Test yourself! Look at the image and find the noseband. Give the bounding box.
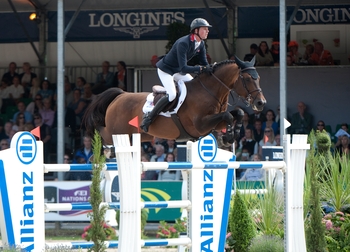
[237,66,262,107]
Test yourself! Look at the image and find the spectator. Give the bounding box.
[309,42,334,65]
[29,77,41,100]
[238,147,251,161]
[37,79,53,101]
[239,128,258,158]
[0,121,13,141]
[33,112,51,163]
[7,76,24,105]
[0,139,9,150]
[334,123,349,147]
[12,112,26,132]
[26,94,43,115]
[164,139,176,153]
[253,119,264,144]
[240,166,265,181]
[262,109,278,135]
[249,110,266,125]
[75,77,86,95]
[255,41,274,66]
[286,55,294,66]
[239,111,253,140]
[316,120,330,137]
[82,83,96,105]
[19,62,37,97]
[2,62,19,84]
[251,153,263,161]
[258,127,277,156]
[275,134,281,146]
[67,88,87,120]
[69,136,93,180]
[243,43,258,62]
[0,79,10,113]
[63,152,73,180]
[114,61,127,91]
[335,135,350,158]
[150,55,160,68]
[93,61,114,94]
[158,153,181,180]
[63,80,74,107]
[290,101,313,134]
[141,154,158,180]
[39,98,55,127]
[270,41,280,65]
[302,44,314,64]
[288,40,302,64]
[13,101,33,123]
[150,144,166,162]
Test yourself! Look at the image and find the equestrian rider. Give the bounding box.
[141,18,213,132]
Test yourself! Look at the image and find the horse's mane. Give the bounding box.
[212,59,236,73]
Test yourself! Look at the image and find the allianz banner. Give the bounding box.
[47,8,227,42]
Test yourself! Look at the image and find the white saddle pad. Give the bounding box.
[142,80,187,117]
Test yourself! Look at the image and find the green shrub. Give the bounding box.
[248,235,284,252]
[305,143,326,252]
[229,190,256,252]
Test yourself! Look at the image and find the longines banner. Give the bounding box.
[0,5,349,43]
[48,8,227,42]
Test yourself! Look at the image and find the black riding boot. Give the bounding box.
[141,95,169,133]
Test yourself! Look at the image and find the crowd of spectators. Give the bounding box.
[0,60,128,181]
[246,39,335,66]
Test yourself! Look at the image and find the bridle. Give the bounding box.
[236,66,262,107]
[198,65,262,110]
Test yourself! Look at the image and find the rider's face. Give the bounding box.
[198,27,209,39]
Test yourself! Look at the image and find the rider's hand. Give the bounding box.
[200,65,213,73]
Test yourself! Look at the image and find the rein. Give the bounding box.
[198,66,262,110]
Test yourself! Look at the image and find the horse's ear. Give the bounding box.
[234,55,245,68]
[250,55,256,66]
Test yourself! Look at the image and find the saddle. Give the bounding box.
[152,83,180,112]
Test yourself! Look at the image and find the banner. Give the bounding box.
[47,8,227,42]
[44,181,183,222]
[238,5,350,38]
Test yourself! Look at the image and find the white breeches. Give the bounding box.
[157,68,193,102]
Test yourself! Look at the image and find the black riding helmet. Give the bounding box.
[190,18,212,33]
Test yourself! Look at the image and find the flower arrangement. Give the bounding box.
[82,222,117,241]
[323,211,350,251]
[156,217,187,239]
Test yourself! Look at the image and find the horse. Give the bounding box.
[83,56,266,145]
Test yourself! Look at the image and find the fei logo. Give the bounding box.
[197,134,217,162]
[16,132,37,165]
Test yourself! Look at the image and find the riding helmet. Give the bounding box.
[190,18,212,32]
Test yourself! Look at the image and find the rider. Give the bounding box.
[140,18,213,133]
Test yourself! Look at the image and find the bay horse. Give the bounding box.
[83,56,266,145]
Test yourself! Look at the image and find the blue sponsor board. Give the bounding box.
[47,8,227,42]
[238,5,350,38]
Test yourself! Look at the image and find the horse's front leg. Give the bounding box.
[193,111,235,143]
[229,107,244,140]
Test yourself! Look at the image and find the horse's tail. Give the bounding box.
[82,88,124,137]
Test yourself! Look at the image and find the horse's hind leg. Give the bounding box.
[99,127,113,145]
